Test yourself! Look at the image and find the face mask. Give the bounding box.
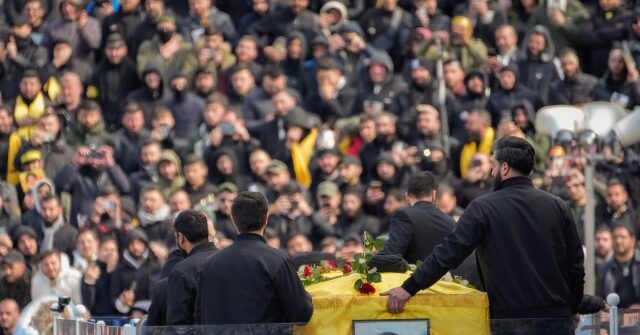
[157,29,175,43]
[171,86,186,99]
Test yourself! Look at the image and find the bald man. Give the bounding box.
[0,299,20,335]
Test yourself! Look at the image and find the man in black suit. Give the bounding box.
[197,192,313,325]
[166,210,217,325]
[371,171,454,267]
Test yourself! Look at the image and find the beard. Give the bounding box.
[493,170,503,186]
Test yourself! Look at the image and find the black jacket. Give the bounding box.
[198,233,313,325]
[93,58,142,128]
[81,261,117,316]
[167,242,217,325]
[549,72,598,105]
[0,272,31,308]
[108,129,150,175]
[401,177,585,319]
[597,248,640,308]
[591,71,640,110]
[372,201,454,265]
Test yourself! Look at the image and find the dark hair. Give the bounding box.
[39,249,60,263]
[78,100,102,114]
[492,136,535,175]
[40,193,60,205]
[183,154,206,168]
[596,225,612,235]
[77,228,99,243]
[205,92,229,106]
[122,102,144,115]
[407,171,438,198]
[263,64,285,79]
[607,178,628,191]
[174,210,209,244]
[231,192,268,233]
[612,223,635,238]
[386,188,405,202]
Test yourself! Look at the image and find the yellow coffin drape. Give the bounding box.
[296,273,490,335]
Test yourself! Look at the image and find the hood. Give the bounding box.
[320,1,348,32]
[211,147,241,177]
[141,61,165,92]
[287,31,308,63]
[10,225,38,246]
[367,51,394,84]
[30,179,56,215]
[522,25,555,62]
[464,69,489,97]
[510,100,536,131]
[158,149,183,176]
[126,228,150,246]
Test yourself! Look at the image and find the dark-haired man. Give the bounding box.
[167,210,217,325]
[383,136,584,332]
[198,192,313,325]
[370,171,455,269]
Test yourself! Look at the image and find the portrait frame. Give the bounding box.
[352,319,430,335]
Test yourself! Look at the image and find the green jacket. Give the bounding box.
[422,38,488,72]
[528,0,590,54]
[137,36,199,82]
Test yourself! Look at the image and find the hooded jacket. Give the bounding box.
[31,259,83,304]
[353,51,406,115]
[155,149,186,200]
[281,31,308,94]
[488,65,544,127]
[510,101,551,173]
[205,148,249,190]
[516,25,561,104]
[458,70,490,116]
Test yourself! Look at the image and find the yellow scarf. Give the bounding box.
[460,127,495,177]
[291,128,318,188]
[43,76,61,102]
[14,92,46,125]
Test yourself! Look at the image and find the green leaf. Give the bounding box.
[416,260,423,268]
[368,272,382,283]
[354,278,364,290]
[374,236,389,250]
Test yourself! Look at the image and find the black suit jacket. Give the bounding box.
[377,201,455,265]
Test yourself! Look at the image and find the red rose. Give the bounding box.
[342,263,352,274]
[359,282,376,295]
[303,265,312,277]
[328,260,337,268]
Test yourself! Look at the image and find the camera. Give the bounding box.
[219,123,235,136]
[86,144,104,159]
[50,296,71,313]
[290,200,299,210]
[470,159,483,168]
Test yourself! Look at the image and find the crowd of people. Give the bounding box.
[0,0,639,331]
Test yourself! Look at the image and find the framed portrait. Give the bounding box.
[352,319,430,335]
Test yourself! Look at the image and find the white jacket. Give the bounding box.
[31,267,83,305]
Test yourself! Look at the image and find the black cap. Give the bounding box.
[106,33,126,49]
[1,249,25,264]
[11,15,30,26]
